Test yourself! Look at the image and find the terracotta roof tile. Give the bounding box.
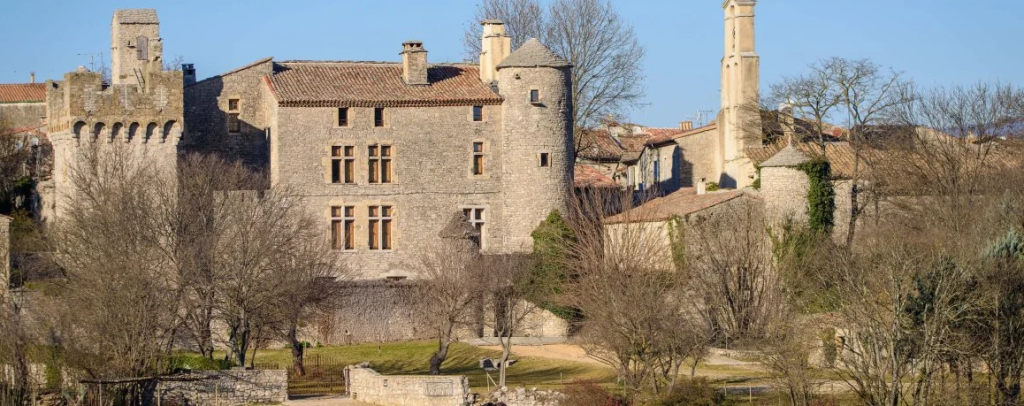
[268,62,502,107]
[747,141,859,178]
[605,188,754,224]
[575,164,619,189]
[0,84,46,103]
[645,123,717,146]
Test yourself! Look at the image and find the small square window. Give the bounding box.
[472,106,484,122]
[338,108,349,127]
[228,99,240,112]
[539,152,550,167]
[530,90,540,104]
[374,108,386,127]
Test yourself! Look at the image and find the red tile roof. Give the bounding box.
[267,62,502,107]
[0,84,46,103]
[605,188,754,224]
[574,164,619,189]
[747,141,859,179]
[646,123,717,146]
[577,129,651,162]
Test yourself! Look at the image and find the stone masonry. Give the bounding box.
[346,366,471,406]
[0,215,9,302]
[156,369,288,405]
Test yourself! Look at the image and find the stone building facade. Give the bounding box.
[43,11,573,280]
[0,82,46,130]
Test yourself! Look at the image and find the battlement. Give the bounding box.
[46,68,183,145]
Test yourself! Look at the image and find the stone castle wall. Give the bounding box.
[760,166,809,223]
[156,369,287,405]
[183,59,273,169]
[347,366,471,406]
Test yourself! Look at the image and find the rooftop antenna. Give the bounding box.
[76,52,104,72]
[689,109,714,127]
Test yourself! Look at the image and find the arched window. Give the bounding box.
[110,123,123,143]
[72,121,87,138]
[145,123,158,142]
[128,122,140,142]
[137,36,149,60]
[162,120,181,141]
[93,123,105,140]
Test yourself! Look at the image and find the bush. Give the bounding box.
[562,380,629,406]
[649,378,725,406]
[166,355,233,372]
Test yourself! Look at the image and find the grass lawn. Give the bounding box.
[206,340,614,395]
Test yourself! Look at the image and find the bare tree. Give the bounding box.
[0,121,33,214]
[481,253,538,387]
[416,213,483,375]
[769,63,840,152]
[463,0,646,159]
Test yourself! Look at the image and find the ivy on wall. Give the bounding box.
[796,159,835,234]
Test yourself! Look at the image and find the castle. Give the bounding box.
[42,10,574,279]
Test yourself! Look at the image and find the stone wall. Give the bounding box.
[489,387,564,406]
[675,127,720,188]
[346,366,471,406]
[183,58,273,169]
[0,103,45,129]
[0,215,9,301]
[760,166,809,223]
[156,369,287,405]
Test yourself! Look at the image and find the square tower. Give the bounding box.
[111,9,162,86]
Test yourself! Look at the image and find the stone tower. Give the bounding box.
[496,38,574,252]
[111,9,164,87]
[718,0,761,188]
[47,9,183,219]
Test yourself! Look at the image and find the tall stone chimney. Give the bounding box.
[182,63,196,86]
[401,41,429,86]
[680,121,693,131]
[479,20,511,83]
[30,72,35,84]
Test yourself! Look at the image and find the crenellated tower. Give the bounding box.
[46,9,183,220]
[496,38,574,252]
[718,0,761,188]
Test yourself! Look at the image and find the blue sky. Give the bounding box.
[2,0,1019,128]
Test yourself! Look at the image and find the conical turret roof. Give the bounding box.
[497,38,572,69]
[759,144,811,167]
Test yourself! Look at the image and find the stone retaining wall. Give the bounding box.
[487,387,563,406]
[346,366,471,406]
[156,369,287,405]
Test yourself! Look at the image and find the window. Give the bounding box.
[653,160,660,182]
[472,106,484,122]
[227,98,241,133]
[374,107,386,127]
[462,208,485,246]
[331,146,355,184]
[330,206,355,250]
[472,142,485,175]
[369,205,393,250]
[529,89,540,103]
[539,152,550,167]
[338,108,349,127]
[368,145,393,184]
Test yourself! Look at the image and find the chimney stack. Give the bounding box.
[29,72,35,84]
[479,20,511,83]
[697,178,707,195]
[401,41,429,86]
[182,63,196,86]
[778,103,795,145]
[679,121,693,131]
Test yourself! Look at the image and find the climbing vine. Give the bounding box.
[666,215,687,273]
[796,159,835,234]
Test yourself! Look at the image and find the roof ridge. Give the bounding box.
[187,57,273,88]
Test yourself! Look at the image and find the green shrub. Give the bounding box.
[562,380,629,406]
[43,362,62,391]
[795,159,835,234]
[649,378,725,406]
[705,182,720,192]
[167,355,233,372]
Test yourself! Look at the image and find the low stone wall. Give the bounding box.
[487,387,564,406]
[156,369,287,405]
[346,366,471,406]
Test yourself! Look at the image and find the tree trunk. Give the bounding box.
[289,324,306,377]
[429,336,451,375]
[499,337,512,387]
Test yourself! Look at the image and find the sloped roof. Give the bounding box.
[114,9,158,24]
[188,57,273,88]
[497,38,572,69]
[759,144,811,167]
[605,188,754,224]
[646,123,718,146]
[747,141,859,178]
[267,62,502,107]
[575,164,619,189]
[0,83,46,103]
[577,129,651,162]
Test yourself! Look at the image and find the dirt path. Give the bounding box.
[479,343,606,366]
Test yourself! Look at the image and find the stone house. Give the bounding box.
[0,81,46,130]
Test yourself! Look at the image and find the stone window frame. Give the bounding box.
[337,107,350,127]
[368,204,395,251]
[329,205,357,252]
[461,205,487,248]
[471,105,485,122]
[539,152,551,168]
[226,97,242,134]
[373,107,387,128]
[367,143,395,184]
[469,140,490,179]
[328,144,357,185]
[529,89,541,105]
